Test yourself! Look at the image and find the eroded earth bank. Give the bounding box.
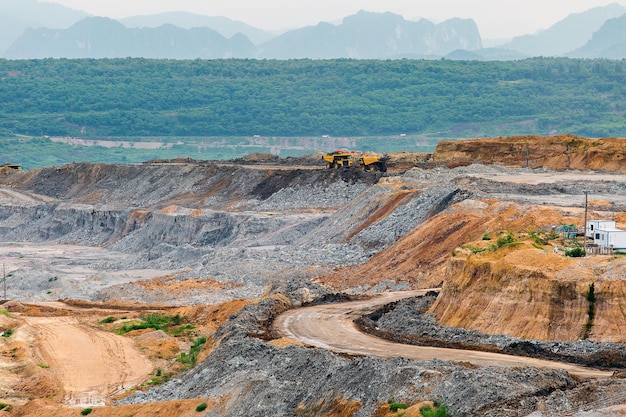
[1,135,626,416]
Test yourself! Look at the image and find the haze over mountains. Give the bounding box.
[2,0,625,60]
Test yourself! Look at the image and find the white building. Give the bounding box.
[587,220,626,250]
[586,220,617,239]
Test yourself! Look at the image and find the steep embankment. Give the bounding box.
[321,190,626,343]
[432,242,626,343]
[433,135,626,171]
[318,199,580,290]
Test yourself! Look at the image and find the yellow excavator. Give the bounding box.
[322,150,389,172]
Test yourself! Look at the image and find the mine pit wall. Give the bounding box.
[0,203,317,253]
[433,135,626,171]
[432,254,626,343]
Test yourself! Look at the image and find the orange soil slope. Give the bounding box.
[433,135,626,171]
[317,200,581,290]
[319,199,626,342]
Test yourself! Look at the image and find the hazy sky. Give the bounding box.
[42,0,625,39]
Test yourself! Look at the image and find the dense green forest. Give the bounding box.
[0,57,625,168]
[1,57,625,138]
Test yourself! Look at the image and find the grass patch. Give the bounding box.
[420,403,450,417]
[0,402,13,411]
[496,231,515,248]
[178,337,207,369]
[37,363,49,368]
[146,368,170,386]
[117,313,189,335]
[0,309,11,318]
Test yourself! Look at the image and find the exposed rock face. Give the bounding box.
[432,247,626,343]
[433,135,626,171]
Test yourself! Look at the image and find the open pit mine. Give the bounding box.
[1,135,626,417]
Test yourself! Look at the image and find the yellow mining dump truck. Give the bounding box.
[322,150,389,172]
[322,150,356,168]
[0,163,22,171]
[358,155,389,172]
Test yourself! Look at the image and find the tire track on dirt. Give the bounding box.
[21,316,153,406]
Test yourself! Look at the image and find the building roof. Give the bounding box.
[595,227,626,233]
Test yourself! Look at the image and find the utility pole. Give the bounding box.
[3,263,5,301]
[583,190,590,254]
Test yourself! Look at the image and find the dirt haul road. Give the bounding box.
[17,315,153,406]
[274,290,613,379]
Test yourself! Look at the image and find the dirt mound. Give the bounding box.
[2,300,25,312]
[433,135,626,171]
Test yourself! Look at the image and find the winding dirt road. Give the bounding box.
[274,289,612,378]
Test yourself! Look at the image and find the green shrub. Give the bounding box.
[0,309,10,317]
[80,408,93,415]
[196,402,208,412]
[0,402,13,411]
[565,247,586,257]
[482,233,491,240]
[496,232,515,248]
[1,329,13,338]
[389,403,408,412]
[99,316,116,324]
[178,336,208,368]
[421,404,450,417]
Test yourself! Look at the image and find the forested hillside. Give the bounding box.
[1,58,625,139]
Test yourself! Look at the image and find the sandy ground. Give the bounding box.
[274,290,613,379]
[468,170,626,185]
[13,314,153,406]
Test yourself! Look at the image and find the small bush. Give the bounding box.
[99,316,116,324]
[565,247,586,257]
[80,408,93,415]
[1,329,13,338]
[196,402,208,412]
[0,402,13,411]
[482,233,491,240]
[0,309,11,317]
[37,363,49,368]
[389,403,408,412]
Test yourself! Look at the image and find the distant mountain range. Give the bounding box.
[2,1,625,60]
